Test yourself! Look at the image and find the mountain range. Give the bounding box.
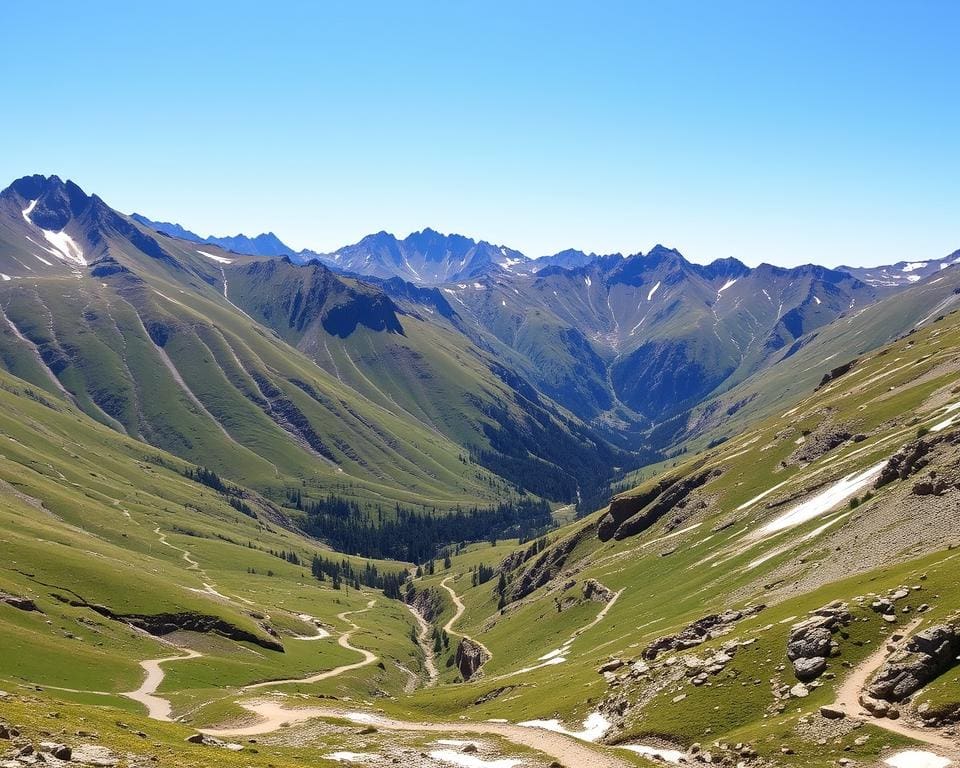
[3,173,960,768]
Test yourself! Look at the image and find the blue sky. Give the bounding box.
[2,1,957,266]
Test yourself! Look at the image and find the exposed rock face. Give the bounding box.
[0,593,40,612]
[598,465,722,542]
[789,424,853,464]
[786,602,851,681]
[406,586,443,622]
[865,623,959,705]
[583,579,614,603]
[643,605,765,660]
[876,438,936,487]
[816,359,857,390]
[78,603,285,652]
[454,637,490,681]
[506,527,589,602]
[874,431,960,498]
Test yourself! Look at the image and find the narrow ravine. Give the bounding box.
[407,603,439,687]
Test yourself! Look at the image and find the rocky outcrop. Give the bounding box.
[864,623,959,706]
[406,586,443,623]
[875,430,960,489]
[876,438,936,488]
[816,359,857,390]
[454,637,490,681]
[786,602,851,681]
[643,605,765,660]
[507,528,587,602]
[583,579,614,603]
[789,424,855,465]
[599,465,722,543]
[0,593,40,612]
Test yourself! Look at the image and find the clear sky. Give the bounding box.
[2,1,957,266]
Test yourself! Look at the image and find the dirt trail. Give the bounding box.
[406,604,439,688]
[832,618,959,753]
[244,600,377,690]
[122,649,203,721]
[440,576,492,659]
[153,526,204,574]
[202,701,632,768]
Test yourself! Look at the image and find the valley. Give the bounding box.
[0,174,958,768]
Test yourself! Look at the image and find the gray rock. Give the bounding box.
[793,656,828,681]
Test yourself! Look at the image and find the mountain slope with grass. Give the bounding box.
[0,175,622,519]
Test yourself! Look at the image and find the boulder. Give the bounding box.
[793,656,828,681]
[866,623,959,703]
[787,627,833,661]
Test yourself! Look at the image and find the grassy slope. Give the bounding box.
[377,306,960,766]
[0,368,421,722]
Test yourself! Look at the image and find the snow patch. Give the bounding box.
[511,655,567,675]
[716,279,737,299]
[620,744,685,764]
[736,479,791,511]
[584,276,592,287]
[518,711,611,742]
[429,750,521,768]
[884,751,952,768]
[901,262,928,272]
[22,201,87,266]
[0,274,9,281]
[647,280,661,300]
[197,249,233,264]
[324,753,381,763]
[930,400,960,433]
[813,295,821,305]
[757,463,885,535]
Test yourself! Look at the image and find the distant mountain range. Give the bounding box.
[130,213,297,258]
[131,211,956,293]
[3,173,959,518]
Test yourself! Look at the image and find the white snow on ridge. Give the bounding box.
[884,750,952,768]
[22,201,87,266]
[518,711,611,743]
[758,462,886,535]
[197,249,233,264]
[647,280,661,300]
[901,262,928,272]
[716,278,737,299]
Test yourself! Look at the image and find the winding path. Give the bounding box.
[153,526,203,574]
[440,576,492,659]
[831,618,959,754]
[243,600,378,690]
[201,702,632,768]
[122,649,203,721]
